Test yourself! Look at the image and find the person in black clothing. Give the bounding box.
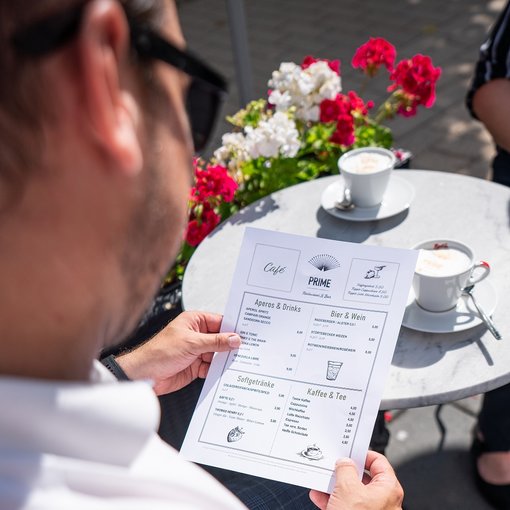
[467,0,510,186]
[467,2,510,507]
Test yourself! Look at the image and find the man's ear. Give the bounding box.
[75,0,143,176]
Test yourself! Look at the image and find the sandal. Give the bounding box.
[471,437,510,509]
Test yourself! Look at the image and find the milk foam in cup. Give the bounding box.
[338,147,396,207]
[415,247,472,277]
[412,240,490,312]
[341,151,393,174]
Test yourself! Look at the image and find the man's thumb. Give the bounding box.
[334,458,360,486]
[199,332,241,353]
[225,333,242,349]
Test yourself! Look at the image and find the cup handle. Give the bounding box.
[469,261,490,285]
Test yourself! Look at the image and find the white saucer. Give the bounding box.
[402,279,498,333]
[321,175,415,222]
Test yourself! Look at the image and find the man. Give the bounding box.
[0,1,404,509]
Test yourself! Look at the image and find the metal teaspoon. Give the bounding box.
[463,284,502,340]
[334,188,355,211]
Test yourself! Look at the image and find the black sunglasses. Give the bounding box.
[11,1,228,152]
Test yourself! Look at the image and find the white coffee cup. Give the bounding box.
[337,147,396,208]
[412,239,490,312]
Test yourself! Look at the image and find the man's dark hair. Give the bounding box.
[0,0,162,179]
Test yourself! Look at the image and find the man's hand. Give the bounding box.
[309,451,404,510]
[115,311,241,395]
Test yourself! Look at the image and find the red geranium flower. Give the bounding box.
[330,114,355,147]
[352,38,396,77]
[346,90,374,116]
[192,163,238,202]
[388,54,441,116]
[185,207,221,247]
[320,91,373,124]
[301,55,341,75]
[185,219,207,247]
[319,97,343,123]
[396,99,419,118]
[186,160,238,247]
[319,91,372,147]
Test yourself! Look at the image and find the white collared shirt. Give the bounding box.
[0,362,246,510]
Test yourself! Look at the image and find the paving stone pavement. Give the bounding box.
[178,1,505,508]
[179,0,505,180]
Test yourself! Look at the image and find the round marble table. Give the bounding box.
[182,170,510,410]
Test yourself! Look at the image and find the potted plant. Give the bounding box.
[123,37,441,345]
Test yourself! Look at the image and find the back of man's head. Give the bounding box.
[0,0,162,181]
[0,0,193,380]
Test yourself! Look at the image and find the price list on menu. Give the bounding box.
[181,228,417,493]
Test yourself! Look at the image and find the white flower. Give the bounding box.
[212,113,300,172]
[267,60,341,121]
[296,72,315,96]
[270,62,301,91]
[267,90,292,111]
[214,58,341,169]
[300,105,320,122]
[214,132,250,172]
[245,112,300,159]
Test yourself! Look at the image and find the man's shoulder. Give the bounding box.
[0,438,246,510]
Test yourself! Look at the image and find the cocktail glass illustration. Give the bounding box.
[326,361,343,381]
[365,265,386,279]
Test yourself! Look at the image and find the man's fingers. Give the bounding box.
[310,460,359,510]
[309,489,328,510]
[174,310,224,334]
[199,311,224,333]
[365,450,396,480]
[362,471,372,484]
[364,451,404,504]
[198,361,209,379]
[201,352,214,363]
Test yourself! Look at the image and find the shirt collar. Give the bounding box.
[0,362,160,466]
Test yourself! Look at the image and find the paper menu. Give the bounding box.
[181,227,417,493]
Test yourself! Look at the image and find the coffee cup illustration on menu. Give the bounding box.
[300,444,324,461]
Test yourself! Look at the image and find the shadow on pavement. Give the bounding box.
[394,448,492,510]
